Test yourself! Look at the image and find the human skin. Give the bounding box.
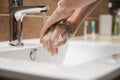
[40,0,102,55]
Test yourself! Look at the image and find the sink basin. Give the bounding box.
[0,43,68,65]
[0,39,120,66]
[0,38,120,80]
[63,41,120,66]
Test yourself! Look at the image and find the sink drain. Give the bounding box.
[30,48,38,61]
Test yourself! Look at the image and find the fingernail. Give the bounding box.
[54,48,57,54]
[40,40,42,43]
[53,48,58,55]
[40,39,42,43]
[50,53,54,56]
[48,50,54,56]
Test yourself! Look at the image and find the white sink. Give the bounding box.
[0,43,68,65]
[0,39,120,66]
[0,38,120,80]
[63,41,120,66]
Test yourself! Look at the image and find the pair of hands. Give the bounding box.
[40,21,73,55]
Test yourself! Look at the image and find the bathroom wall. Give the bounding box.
[0,0,108,41]
[0,0,10,14]
[0,15,9,41]
[0,0,10,41]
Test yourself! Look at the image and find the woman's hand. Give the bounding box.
[41,21,73,55]
[40,0,102,55]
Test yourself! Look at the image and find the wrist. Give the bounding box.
[59,20,75,34]
[56,2,73,17]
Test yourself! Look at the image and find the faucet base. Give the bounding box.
[9,40,24,46]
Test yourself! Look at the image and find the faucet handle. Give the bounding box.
[36,5,47,8]
[40,10,48,12]
[37,5,50,12]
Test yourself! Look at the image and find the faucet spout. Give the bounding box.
[9,5,48,46]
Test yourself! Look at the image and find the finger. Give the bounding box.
[44,37,54,55]
[43,28,57,55]
[42,35,48,49]
[47,41,59,55]
[48,35,59,55]
[41,25,60,55]
[46,29,57,54]
[55,48,58,54]
[44,32,53,53]
[52,48,58,55]
[42,30,51,48]
[40,27,49,43]
[50,26,62,55]
[51,24,64,42]
[54,34,67,48]
[49,48,58,55]
[51,30,61,43]
[47,39,53,54]
[40,25,55,43]
[40,22,52,41]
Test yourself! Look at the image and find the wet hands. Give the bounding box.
[40,21,73,55]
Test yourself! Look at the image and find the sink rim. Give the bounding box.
[0,55,120,80]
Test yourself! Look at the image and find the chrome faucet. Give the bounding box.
[9,5,48,46]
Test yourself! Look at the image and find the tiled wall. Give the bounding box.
[0,0,108,41]
[0,14,9,41]
[0,0,10,14]
[23,15,43,39]
[0,0,10,41]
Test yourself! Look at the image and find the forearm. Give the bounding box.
[45,9,72,28]
[67,8,82,28]
[64,7,88,35]
[44,0,98,29]
[66,0,102,33]
[58,0,97,12]
[50,0,100,30]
